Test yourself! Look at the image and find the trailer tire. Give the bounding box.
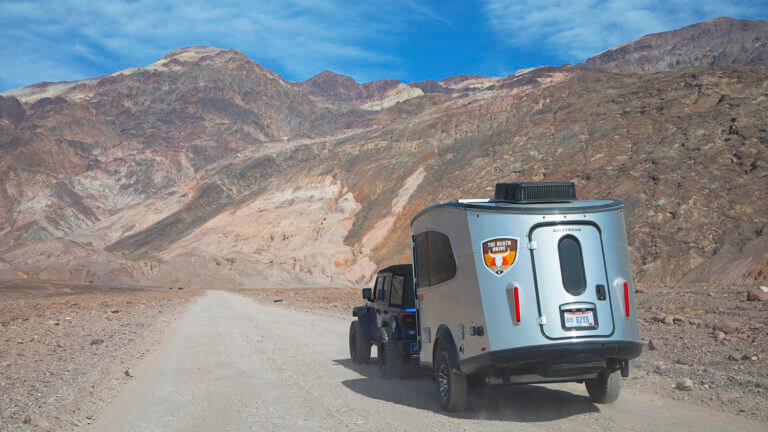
[585,369,621,403]
[378,327,405,379]
[349,321,371,364]
[436,350,467,411]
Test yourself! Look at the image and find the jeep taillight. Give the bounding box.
[402,312,416,328]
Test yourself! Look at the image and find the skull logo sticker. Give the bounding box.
[482,237,518,276]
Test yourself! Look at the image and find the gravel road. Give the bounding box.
[91,291,765,432]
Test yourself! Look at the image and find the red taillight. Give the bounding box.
[623,281,630,317]
[514,286,521,323]
[402,312,416,328]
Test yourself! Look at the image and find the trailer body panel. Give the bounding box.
[413,199,641,376]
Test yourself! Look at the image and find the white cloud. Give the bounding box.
[0,0,448,91]
[483,0,767,62]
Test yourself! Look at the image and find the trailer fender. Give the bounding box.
[434,325,460,371]
[352,306,376,340]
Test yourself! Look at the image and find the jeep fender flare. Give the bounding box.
[352,306,374,340]
[434,325,460,371]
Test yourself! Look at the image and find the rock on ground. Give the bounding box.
[23,413,51,431]
[747,288,768,301]
[713,320,741,334]
[676,379,694,391]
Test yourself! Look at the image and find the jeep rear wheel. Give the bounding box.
[349,321,371,364]
[585,369,621,403]
[378,327,405,379]
[435,350,467,411]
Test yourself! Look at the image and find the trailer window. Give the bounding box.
[414,231,456,288]
[558,235,587,295]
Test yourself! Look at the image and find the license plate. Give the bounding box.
[564,310,595,328]
[410,343,418,354]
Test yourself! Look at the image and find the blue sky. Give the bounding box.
[1,0,766,91]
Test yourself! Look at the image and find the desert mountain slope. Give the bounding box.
[0,19,767,289]
[63,66,768,288]
[585,17,768,72]
[0,47,375,242]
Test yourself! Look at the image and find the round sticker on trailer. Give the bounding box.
[482,237,518,276]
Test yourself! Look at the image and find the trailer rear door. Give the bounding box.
[530,223,614,339]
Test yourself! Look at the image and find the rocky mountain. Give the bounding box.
[0,19,766,290]
[295,70,400,104]
[585,17,768,72]
[0,46,375,240]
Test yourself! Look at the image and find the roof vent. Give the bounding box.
[494,182,576,203]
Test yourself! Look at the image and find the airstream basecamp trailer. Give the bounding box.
[411,182,642,411]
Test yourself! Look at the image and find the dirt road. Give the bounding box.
[91,291,765,431]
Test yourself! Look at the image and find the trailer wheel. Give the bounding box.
[585,369,622,403]
[378,327,405,379]
[435,350,467,411]
[349,321,371,364]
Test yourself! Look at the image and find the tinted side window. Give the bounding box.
[402,274,415,308]
[558,235,587,295]
[429,231,456,286]
[378,275,389,301]
[414,231,457,288]
[390,275,404,306]
[373,276,383,301]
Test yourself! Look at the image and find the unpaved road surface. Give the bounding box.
[92,291,765,431]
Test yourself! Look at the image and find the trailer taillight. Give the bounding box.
[514,287,521,323]
[402,312,416,328]
[623,281,630,317]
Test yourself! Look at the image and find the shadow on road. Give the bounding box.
[333,358,600,422]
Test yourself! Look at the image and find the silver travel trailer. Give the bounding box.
[411,182,642,411]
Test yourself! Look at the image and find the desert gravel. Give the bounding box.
[0,283,199,431]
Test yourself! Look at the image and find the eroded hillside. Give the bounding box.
[1,21,766,289]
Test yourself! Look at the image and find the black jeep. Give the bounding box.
[349,264,418,378]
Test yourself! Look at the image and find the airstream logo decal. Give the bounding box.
[482,237,518,276]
